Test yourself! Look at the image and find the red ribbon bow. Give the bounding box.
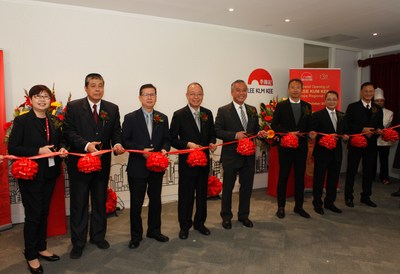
[187,150,208,167]
[318,135,337,150]
[280,134,299,149]
[350,135,368,148]
[77,155,102,173]
[11,158,39,180]
[146,152,169,172]
[236,138,256,156]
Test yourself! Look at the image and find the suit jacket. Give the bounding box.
[310,108,347,161]
[8,110,64,180]
[345,100,383,148]
[271,99,312,152]
[170,105,216,176]
[122,108,170,178]
[215,102,259,168]
[63,97,122,177]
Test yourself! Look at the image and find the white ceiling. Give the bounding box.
[36,0,400,50]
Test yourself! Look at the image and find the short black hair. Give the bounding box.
[288,78,303,88]
[139,83,157,96]
[85,73,104,87]
[231,80,246,90]
[325,90,339,99]
[28,85,52,98]
[360,82,374,90]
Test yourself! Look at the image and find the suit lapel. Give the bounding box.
[230,102,245,131]
[323,108,336,132]
[185,106,200,134]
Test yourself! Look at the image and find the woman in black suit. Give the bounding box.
[8,85,67,274]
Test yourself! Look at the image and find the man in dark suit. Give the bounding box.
[215,80,266,229]
[345,82,383,207]
[63,73,125,259]
[271,78,312,219]
[310,91,348,215]
[170,82,217,240]
[122,83,170,249]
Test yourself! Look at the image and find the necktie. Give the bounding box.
[239,105,247,130]
[93,104,98,124]
[366,104,370,109]
[147,113,152,138]
[194,111,201,132]
[331,111,337,131]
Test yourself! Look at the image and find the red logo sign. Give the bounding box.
[248,68,273,86]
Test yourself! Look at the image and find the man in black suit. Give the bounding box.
[271,78,312,219]
[170,82,217,240]
[345,82,383,208]
[122,84,170,249]
[215,80,266,229]
[310,91,348,215]
[63,73,125,259]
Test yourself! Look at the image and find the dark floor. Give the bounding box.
[0,176,399,274]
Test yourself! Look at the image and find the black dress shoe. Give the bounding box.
[294,207,311,218]
[147,233,169,242]
[238,218,254,228]
[313,207,325,215]
[179,229,189,239]
[391,190,400,197]
[90,239,110,249]
[276,207,285,219]
[128,239,140,249]
[194,225,211,235]
[360,198,377,207]
[222,220,232,229]
[38,253,60,261]
[324,203,342,213]
[27,261,43,274]
[70,246,83,259]
[345,199,354,208]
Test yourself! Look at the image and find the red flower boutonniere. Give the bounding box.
[153,113,164,124]
[247,106,257,118]
[199,111,208,122]
[100,110,109,121]
[371,106,378,113]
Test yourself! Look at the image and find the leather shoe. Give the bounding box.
[38,253,60,262]
[324,203,342,213]
[69,246,83,259]
[313,207,325,215]
[147,233,169,242]
[27,261,43,274]
[179,229,189,239]
[276,207,285,219]
[294,207,311,218]
[90,239,110,249]
[238,218,254,228]
[128,239,140,249]
[194,225,211,235]
[222,220,232,229]
[345,199,354,208]
[360,198,377,207]
[391,190,400,197]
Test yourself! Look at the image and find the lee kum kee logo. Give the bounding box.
[247,68,274,94]
[301,72,313,82]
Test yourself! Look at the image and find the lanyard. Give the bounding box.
[45,117,50,143]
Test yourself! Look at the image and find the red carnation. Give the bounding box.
[264,116,272,122]
[281,134,299,149]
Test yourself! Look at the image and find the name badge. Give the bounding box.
[48,157,55,167]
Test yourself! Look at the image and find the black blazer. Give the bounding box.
[63,98,122,177]
[271,99,312,152]
[170,105,216,176]
[215,102,259,168]
[310,108,347,161]
[8,110,64,180]
[122,108,170,178]
[345,100,383,147]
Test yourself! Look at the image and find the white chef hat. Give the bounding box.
[374,87,385,100]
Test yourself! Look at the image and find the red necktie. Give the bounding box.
[93,104,99,124]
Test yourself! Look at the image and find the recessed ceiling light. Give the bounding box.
[285,19,290,22]
[372,32,378,36]
[228,8,234,12]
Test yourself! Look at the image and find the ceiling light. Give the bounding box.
[228,8,234,12]
[285,19,290,22]
[372,32,378,36]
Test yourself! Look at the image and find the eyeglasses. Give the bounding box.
[188,93,204,97]
[33,95,51,100]
[141,93,156,97]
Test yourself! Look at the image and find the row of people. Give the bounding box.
[6,74,398,273]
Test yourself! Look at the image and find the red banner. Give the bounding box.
[0,50,12,230]
[290,68,341,190]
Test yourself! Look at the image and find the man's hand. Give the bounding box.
[236,131,247,140]
[87,141,102,153]
[209,143,217,153]
[39,145,55,155]
[309,131,317,140]
[187,142,202,149]
[143,148,154,159]
[114,144,125,155]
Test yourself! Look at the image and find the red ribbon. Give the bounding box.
[186,150,208,167]
[318,135,337,150]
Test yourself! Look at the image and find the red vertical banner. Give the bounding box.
[0,50,12,230]
[289,69,341,189]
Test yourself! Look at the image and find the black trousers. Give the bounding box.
[312,158,341,207]
[345,145,377,201]
[220,159,254,221]
[178,171,208,230]
[277,149,307,208]
[128,173,164,241]
[19,178,56,260]
[372,146,390,181]
[69,172,108,248]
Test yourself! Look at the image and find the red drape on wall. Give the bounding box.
[0,50,12,231]
[358,54,400,123]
